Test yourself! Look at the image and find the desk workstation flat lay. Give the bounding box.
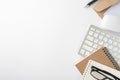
[0,0,98,80]
[0,0,120,80]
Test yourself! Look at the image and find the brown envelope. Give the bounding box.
[93,0,118,18]
[75,47,119,74]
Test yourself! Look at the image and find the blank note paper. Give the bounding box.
[104,1,120,17]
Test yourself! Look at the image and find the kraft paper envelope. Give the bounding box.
[75,47,119,74]
[93,0,118,18]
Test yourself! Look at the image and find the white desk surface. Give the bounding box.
[0,0,101,80]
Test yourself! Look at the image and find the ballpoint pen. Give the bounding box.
[85,0,98,8]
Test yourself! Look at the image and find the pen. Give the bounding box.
[85,0,98,8]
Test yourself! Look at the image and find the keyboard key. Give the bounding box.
[84,40,93,46]
[93,44,98,49]
[98,35,103,40]
[103,43,108,47]
[118,50,120,53]
[111,36,116,40]
[108,39,113,44]
[113,47,118,52]
[94,39,99,43]
[117,60,120,64]
[85,51,90,56]
[106,34,110,38]
[118,43,120,48]
[101,32,105,36]
[80,49,85,55]
[117,55,120,59]
[99,40,104,45]
[103,37,108,42]
[118,39,120,42]
[87,35,94,41]
[90,27,95,31]
[83,45,93,52]
[113,42,117,46]
[89,31,94,35]
[108,45,113,50]
[94,33,98,38]
[113,53,118,57]
[96,30,100,33]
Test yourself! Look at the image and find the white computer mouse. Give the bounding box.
[101,15,120,32]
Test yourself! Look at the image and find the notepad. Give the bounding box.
[83,60,120,80]
[76,47,119,74]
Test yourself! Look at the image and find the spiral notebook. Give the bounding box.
[75,47,119,74]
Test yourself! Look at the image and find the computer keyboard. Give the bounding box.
[79,25,120,66]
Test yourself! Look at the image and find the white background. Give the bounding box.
[0,0,101,80]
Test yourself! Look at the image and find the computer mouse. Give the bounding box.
[101,15,120,32]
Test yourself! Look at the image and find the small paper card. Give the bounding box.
[83,60,120,80]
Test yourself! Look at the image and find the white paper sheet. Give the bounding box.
[83,60,120,80]
[100,15,120,32]
[104,0,120,16]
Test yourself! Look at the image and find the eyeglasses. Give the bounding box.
[90,66,120,80]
